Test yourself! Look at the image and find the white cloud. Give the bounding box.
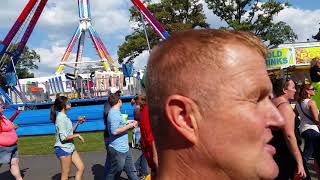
[0,0,135,76]
[32,45,95,77]
[201,1,227,28]
[3,1,320,77]
[0,1,26,28]
[39,3,77,28]
[37,0,132,34]
[37,0,132,43]
[32,46,65,77]
[202,2,320,43]
[133,50,150,69]
[274,7,320,41]
[94,11,131,34]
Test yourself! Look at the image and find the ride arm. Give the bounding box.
[131,0,169,40]
[9,110,20,122]
[7,0,48,74]
[56,27,81,73]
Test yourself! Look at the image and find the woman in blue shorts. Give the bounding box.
[50,96,86,180]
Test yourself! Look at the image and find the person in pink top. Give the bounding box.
[0,98,23,180]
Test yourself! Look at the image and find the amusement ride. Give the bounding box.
[0,0,168,136]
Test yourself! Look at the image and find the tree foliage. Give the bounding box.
[205,0,297,47]
[0,44,40,80]
[117,0,209,64]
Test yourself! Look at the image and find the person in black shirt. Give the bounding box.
[271,78,309,179]
[310,58,320,82]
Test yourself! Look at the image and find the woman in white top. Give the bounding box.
[296,83,320,171]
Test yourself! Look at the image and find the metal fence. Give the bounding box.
[8,77,144,104]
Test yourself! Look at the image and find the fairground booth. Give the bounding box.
[267,41,320,108]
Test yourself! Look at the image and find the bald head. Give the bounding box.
[146,29,267,143]
[145,29,286,180]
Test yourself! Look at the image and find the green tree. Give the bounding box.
[0,44,40,79]
[117,0,209,64]
[0,44,40,92]
[205,0,297,47]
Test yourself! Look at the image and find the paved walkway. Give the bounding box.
[0,149,143,180]
[0,148,319,180]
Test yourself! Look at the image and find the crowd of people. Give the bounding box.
[2,29,320,180]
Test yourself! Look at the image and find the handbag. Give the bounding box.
[297,101,317,123]
[296,101,320,132]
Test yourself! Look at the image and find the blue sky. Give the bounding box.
[289,0,320,10]
[0,0,320,77]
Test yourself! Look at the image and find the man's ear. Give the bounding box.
[165,95,201,144]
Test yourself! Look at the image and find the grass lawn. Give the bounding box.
[18,131,134,156]
[18,132,106,156]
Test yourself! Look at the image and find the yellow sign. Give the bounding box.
[296,46,320,64]
[266,48,293,69]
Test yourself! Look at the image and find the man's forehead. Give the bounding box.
[193,42,268,82]
[222,42,264,65]
[219,43,271,89]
